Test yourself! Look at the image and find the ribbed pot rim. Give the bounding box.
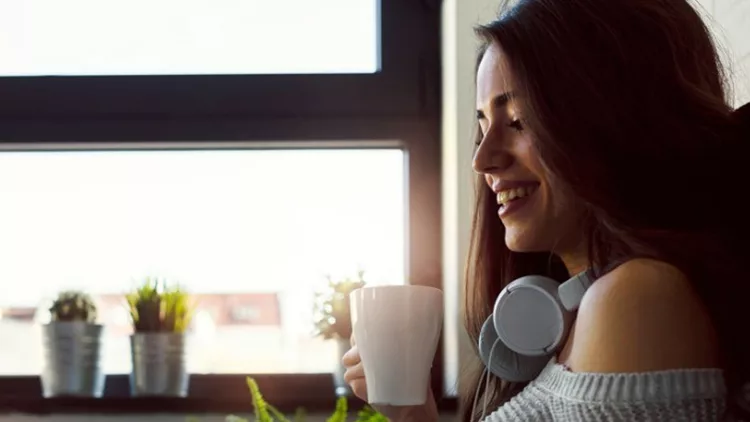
[44,350,102,355]
[44,341,102,346]
[130,332,186,338]
[44,322,104,327]
[43,322,105,338]
[43,336,103,341]
[130,332,186,356]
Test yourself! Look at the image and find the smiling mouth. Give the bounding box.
[496,185,538,210]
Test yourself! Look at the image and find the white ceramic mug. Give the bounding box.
[350,285,444,406]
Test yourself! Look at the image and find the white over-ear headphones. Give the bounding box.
[477,269,595,382]
[470,268,597,421]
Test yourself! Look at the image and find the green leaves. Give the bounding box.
[202,376,387,422]
[312,271,367,340]
[126,277,194,333]
[187,322,389,422]
[356,406,389,422]
[49,290,97,323]
[326,396,347,422]
[247,377,274,422]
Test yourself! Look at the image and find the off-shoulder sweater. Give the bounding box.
[482,358,727,421]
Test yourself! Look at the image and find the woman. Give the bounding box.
[343,0,750,420]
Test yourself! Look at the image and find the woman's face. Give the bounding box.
[473,43,583,258]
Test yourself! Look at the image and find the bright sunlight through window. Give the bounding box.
[0,148,405,375]
[0,0,379,76]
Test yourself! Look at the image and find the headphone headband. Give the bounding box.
[557,269,594,311]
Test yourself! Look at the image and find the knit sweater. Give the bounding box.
[483,358,727,421]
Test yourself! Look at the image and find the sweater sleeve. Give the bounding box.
[482,360,728,422]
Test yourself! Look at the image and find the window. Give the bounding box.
[0,147,405,376]
[0,0,440,118]
[0,0,379,76]
[0,0,444,415]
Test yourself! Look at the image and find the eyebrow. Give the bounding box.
[476,91,515,119]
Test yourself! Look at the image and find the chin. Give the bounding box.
[504,229,547,253]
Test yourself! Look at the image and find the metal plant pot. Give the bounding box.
[40,322,105,398]
[129,332,189,397]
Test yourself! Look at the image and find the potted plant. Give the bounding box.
[312,270,367,396]
[40,290,105,397]
[126,277,193,397]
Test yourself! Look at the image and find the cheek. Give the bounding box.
[542,186,585,245]
[545,180,579,222]
[504,191,581,253]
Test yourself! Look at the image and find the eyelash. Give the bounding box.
[474,119,524,146]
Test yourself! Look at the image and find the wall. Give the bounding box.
[440,0,500,401]
[695,0,750,106]
[440,0,750,414]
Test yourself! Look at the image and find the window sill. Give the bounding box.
[0,396,458,415]
[0,374,457,416]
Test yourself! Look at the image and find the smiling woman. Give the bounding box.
[462,0,750,421]
[473,43,584,266]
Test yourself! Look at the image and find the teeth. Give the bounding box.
[497,185,537,206]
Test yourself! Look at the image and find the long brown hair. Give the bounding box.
[461,0,750,420]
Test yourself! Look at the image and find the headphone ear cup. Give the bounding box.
[494,275,573,356]
[478,316,552,382]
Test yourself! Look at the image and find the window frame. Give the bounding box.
[0,0,441,119]
[0,0,448,414]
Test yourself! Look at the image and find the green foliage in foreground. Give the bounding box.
[187,376,387,422]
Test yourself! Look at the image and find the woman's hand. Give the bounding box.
[342,335,439,422]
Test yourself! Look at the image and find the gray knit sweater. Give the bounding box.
[483,358,727,421]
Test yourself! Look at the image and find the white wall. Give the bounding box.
[440,0,501,399]
[440,0,750,410]
[694,0,750,106]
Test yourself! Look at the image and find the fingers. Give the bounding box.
[350,378,368,402]
[343,361,368,401]
[341,345,360,367]
[342,343,368,401]
[343,358,364,381]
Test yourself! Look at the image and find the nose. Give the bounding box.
[472,134,513,175]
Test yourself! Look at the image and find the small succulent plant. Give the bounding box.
[126,277,193,333]
[313,271,367,341]
[49,290,97,323]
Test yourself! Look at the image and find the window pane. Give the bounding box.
[0,0,379,76]
[0,147,405,375]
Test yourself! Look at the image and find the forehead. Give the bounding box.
[476,43,514,107]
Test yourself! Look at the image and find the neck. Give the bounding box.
[557,241,589,276]
[560,254,588,276]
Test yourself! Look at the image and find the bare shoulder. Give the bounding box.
[564,258,720,373]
